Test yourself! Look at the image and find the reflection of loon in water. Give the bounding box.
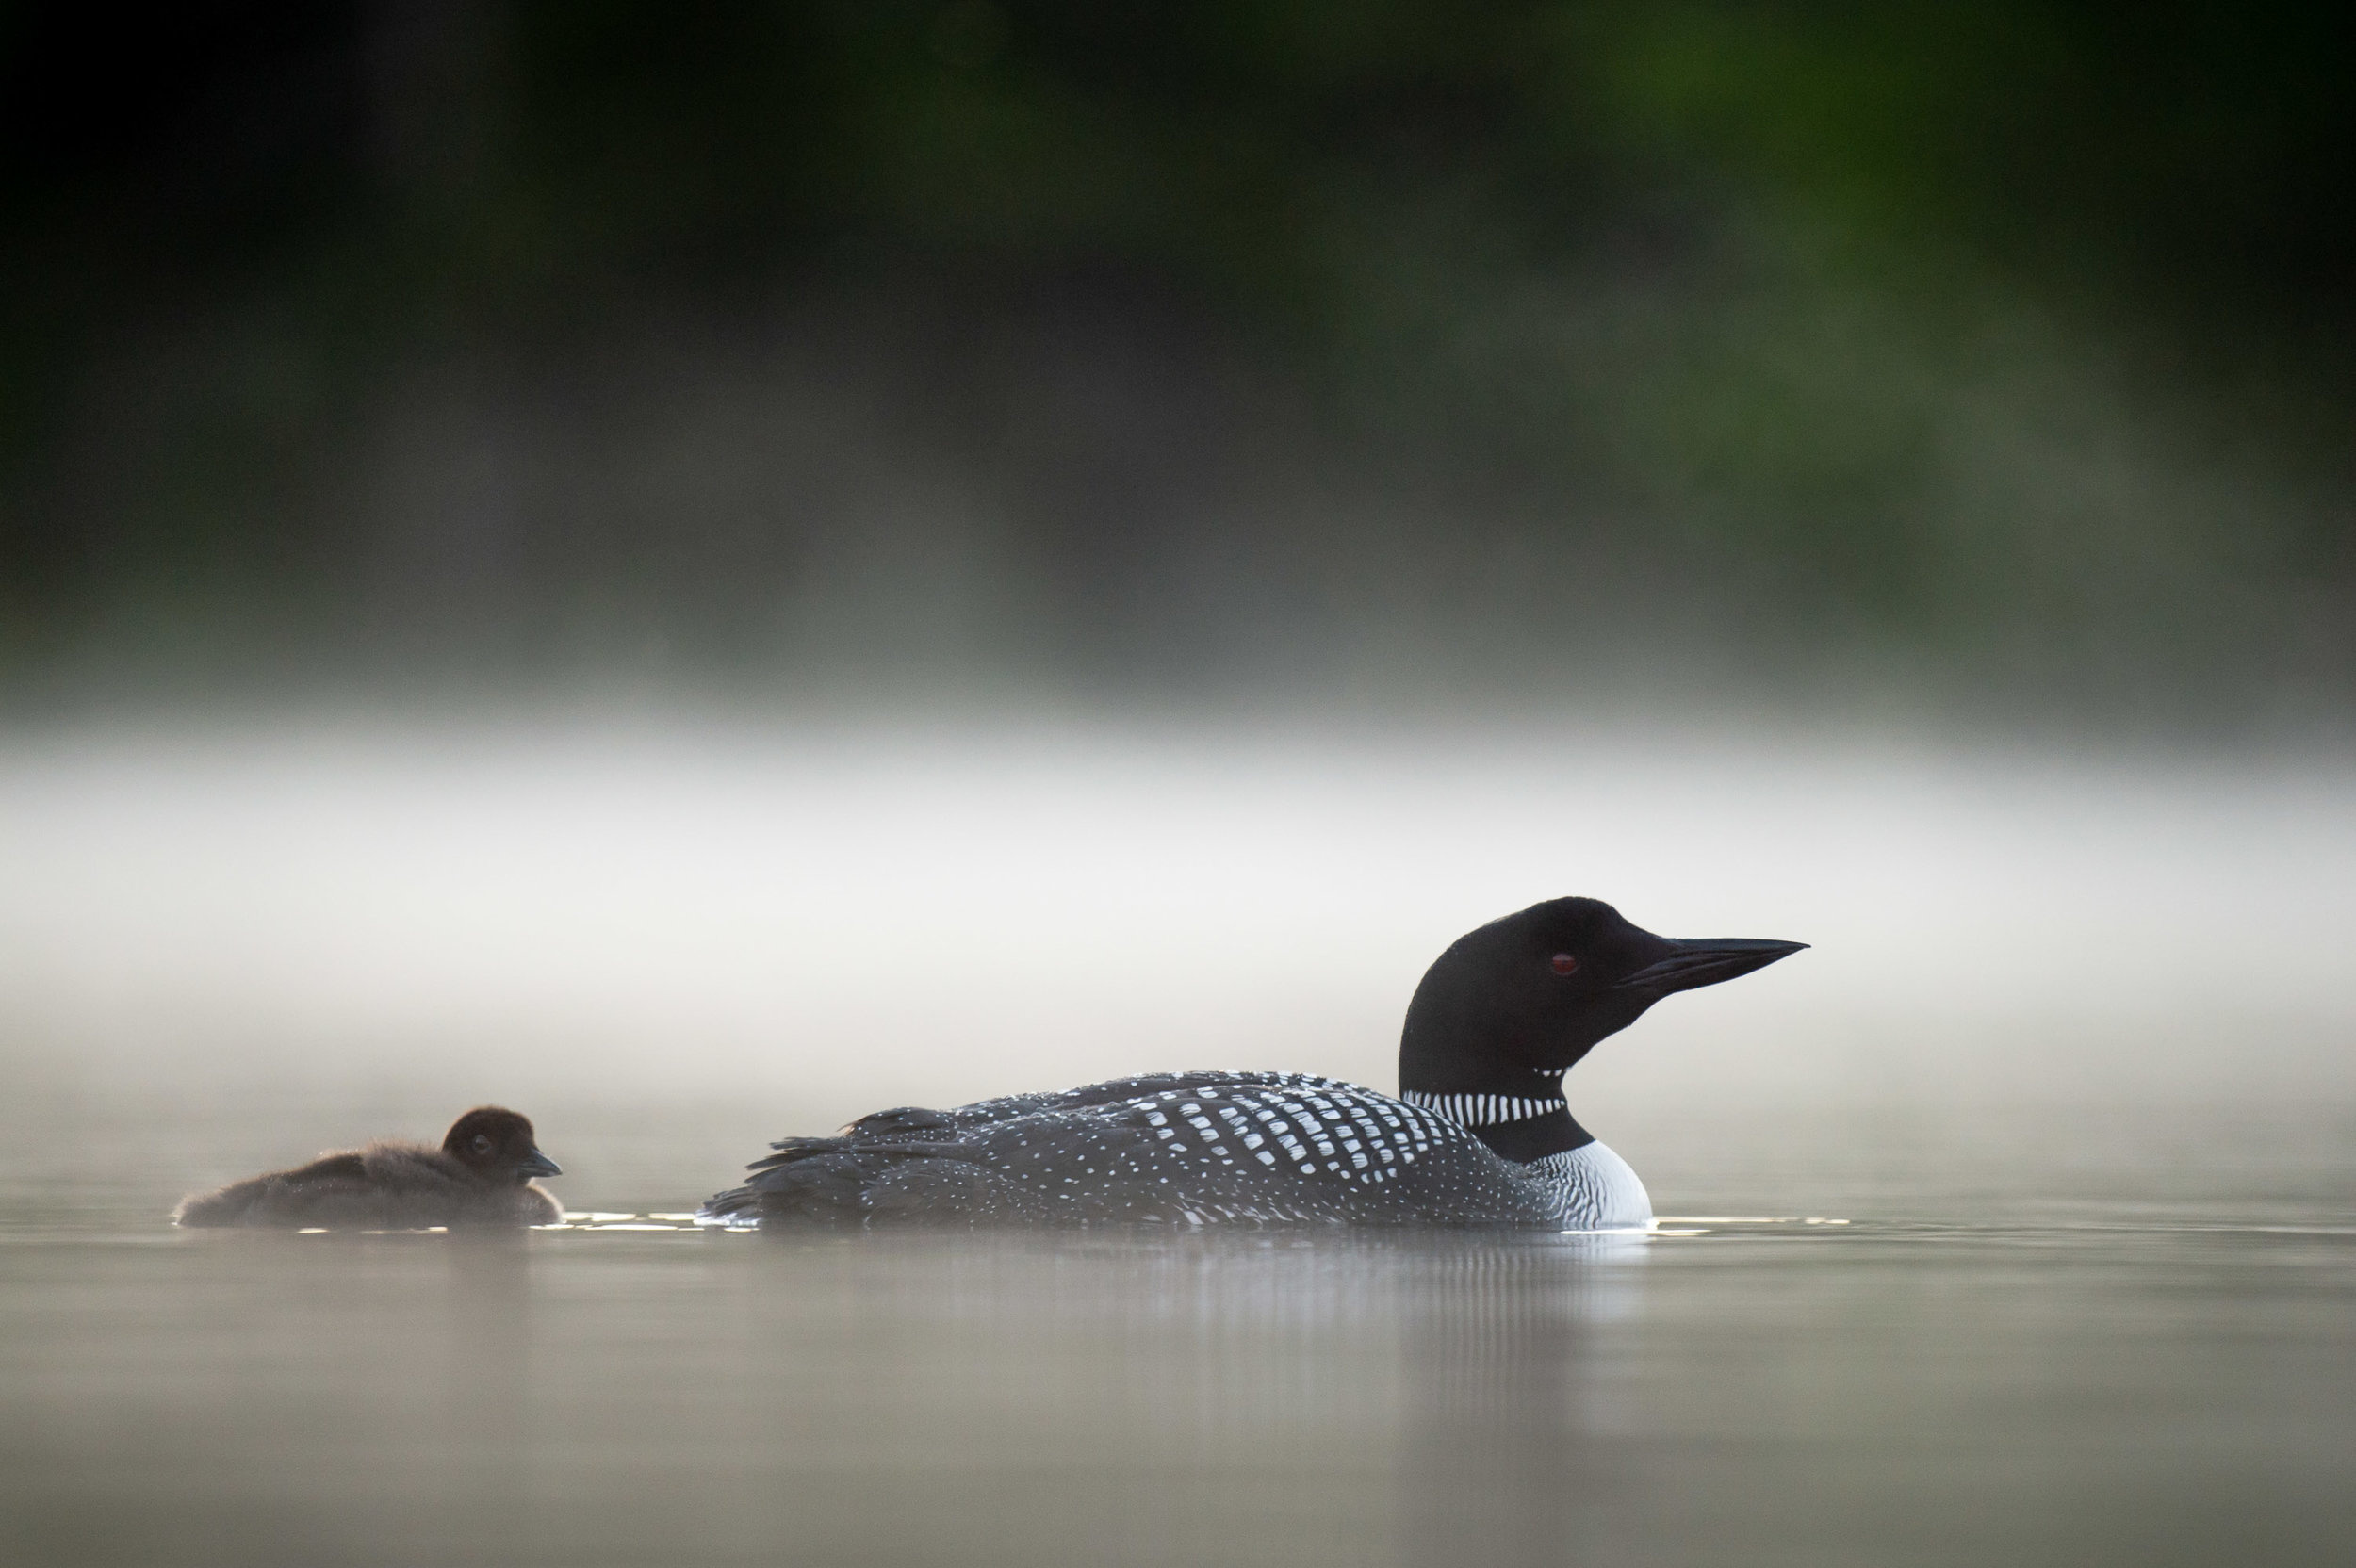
[701,899,1803,1231]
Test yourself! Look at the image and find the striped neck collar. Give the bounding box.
[1399,1087,1593,1164]
[1399,1088,1563,1126]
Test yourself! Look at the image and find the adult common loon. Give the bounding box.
[174,1107,564,1229]
[700,898,1802,1231]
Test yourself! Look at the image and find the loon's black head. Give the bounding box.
[1398,898,1804,1096]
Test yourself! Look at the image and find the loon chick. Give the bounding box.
[701,899,1802,1231]
[173,1107,564,1230]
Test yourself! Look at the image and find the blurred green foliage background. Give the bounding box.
[3,2,2350,725]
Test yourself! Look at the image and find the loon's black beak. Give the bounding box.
[1614,937,1808,996]
[516,1147,563,1180]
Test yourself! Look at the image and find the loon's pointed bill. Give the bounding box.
[516,1147,564,1179]
[1612,937,1808,996]
[701,896,1805,1232]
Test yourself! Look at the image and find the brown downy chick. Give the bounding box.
[174,1107,564,1230]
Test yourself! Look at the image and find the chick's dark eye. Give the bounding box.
[1550,953,1579,975]
[471,1135,493,1154]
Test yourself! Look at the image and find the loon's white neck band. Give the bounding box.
[1398,1089,1564,1127]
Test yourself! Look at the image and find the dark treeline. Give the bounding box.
[3,3,2352,723]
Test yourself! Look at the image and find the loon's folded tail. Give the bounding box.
[698,1136,996,1227]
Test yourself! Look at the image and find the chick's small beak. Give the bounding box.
[516,1147,563,1180]
[1613,937,1808,995]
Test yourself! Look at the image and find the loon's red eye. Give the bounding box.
[1550,953,1579,975]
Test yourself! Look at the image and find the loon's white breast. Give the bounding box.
[1398,1087,1652,1230]
[1524,1139,1653,1231]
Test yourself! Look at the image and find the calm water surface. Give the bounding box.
[6,1104,2353,1568]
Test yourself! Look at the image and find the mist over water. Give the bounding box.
[6,711,2351,1213]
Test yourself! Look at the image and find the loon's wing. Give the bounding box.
[701,1075,1565,1229]
[830,1071,1359,1142]
[708,1071,1367,1221]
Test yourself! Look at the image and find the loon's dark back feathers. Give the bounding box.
[701,1072,1575,1229]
